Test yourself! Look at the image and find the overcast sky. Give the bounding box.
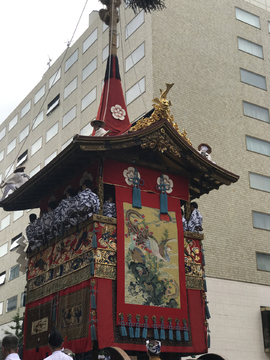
[0,0,103,125]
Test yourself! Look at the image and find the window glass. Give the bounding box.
[257,253,270,271]
[0,127,6,140]
[45,151,57,166]
[243,101,269,122]
[64,77,77,99]
[80,123,93,136]
[10,233,23,250]
[253,211,270,230]
[62,106,76,128]
[238,37,263,58]
[21,292,26,307]
[30,165,41,178]
[13,211,23,222]
[126,43,145,72]
[7,138,16,154]
[6,296,17,312]
[21,100,31,118]
[0,302,3,315]
[0,243,8,258]
[103,45,109,62]
[9,265,19,281]
[49,68,61,88]
[83,28,98,53]
[5,164,14,178]
[240,69,266,90]
[125,11,144,39]
[81,88,97,111]
[33,111,44,129]
[1,215,10,231]
[19,125,29,143]
[31,137,42,156]
[0,150,4,162]
[235,7,260,28]
[250,173,270,192]
[82,58,97,81]
[46,122,58,142]
[46,95,60,115]
[34,85,45,104]
[126,77,145,105]
[61,137,73,150]
[246,136,270,156]
[0,272,6,285]
[17,150,28,167]
[65,49,78,72]
[9,115,18,131]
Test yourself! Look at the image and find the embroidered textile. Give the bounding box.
[187,209,202,233]
[103,201,116,217]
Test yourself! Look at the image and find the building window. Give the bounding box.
[10,233,23,251]
[253,211,270,231]
[9,265,19,281]
[235,7,260,28]
[250,172,270,193]
[30,165,41,178]
[13,211,23,222]
[47,94,60,115]
[17,150,28,167]
[81,88,96,111]
[45,151,57,166]
[0,302,3,315]
[240,69,266,90]
[34,85,45,104]
[61,137,73,151]
[246,136,270,157]
[8,115,18,131]
[102,45,109,62]
[21,100,31,119]
[238,37,263,58]
[0,127,6,140]
[19,125,29,143]
[65,49,78,72]
[243,101,269,123]
[49,68,61,88]
[126,77,145,105]
[83,28,98,53]
[1,215,10,231]
[80,123,93,136]
[0,243,8,258]
[82,57,97,81]
[125,11,144,39]
[33,111,44,129]
[7,138,16,155]
[6,296,17,312]
[257,253,270,271]
[64,77,77,99]
[21,292,26,307]
[0,271,6,285]
[103,22,109,32]
[46,122,58,143]
[0,150,4,162]
[63,106,76,128]
[261,307,270,351]
[31,137,42,156]
[125,43,145,72]
[5,164,14,178]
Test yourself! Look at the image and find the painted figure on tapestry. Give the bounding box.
[124,205,180,308]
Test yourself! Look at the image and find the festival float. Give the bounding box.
[1,0,239,359]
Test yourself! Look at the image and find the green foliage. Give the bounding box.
[4,310,23,345]
[124,0,166,13]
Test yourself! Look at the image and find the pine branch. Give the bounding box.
[124,0,166,13]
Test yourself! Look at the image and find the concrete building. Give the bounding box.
[0,0,270,359]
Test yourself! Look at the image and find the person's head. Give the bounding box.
[48,327,63,352]
[106,193,114,203]
[29,213,37,223]
[48,201,57,211]
[83,179,92,190]
[2,334,19,358]
[190,202,198,211]
[146,340,161,358]
[66,188,76,198]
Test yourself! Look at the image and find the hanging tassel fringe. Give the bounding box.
[119,314,127,337]
[156,174,171,214]
[90,280,97,310]
[203,275,207,292]
[201,247,205,266]
[160,317,165,340]
[130,168,144,208]
[128,314,134,338]
[152,316,159,339]
[92,225,98,249]
[183,319,189,341]
[142,316,148,339]
[205,300,211,319]
[168,318,173,340]
[135,315,141,338]
[90,311,97,341]
[207,328,211,348]
[175,319,181,341]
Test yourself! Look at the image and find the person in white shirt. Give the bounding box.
[91,119,110,137]
[2,334,21,360]
[0,166,29,201]
[44,327,73,360]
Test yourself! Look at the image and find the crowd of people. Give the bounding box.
[182,202,203,233]
[26,179,116,252]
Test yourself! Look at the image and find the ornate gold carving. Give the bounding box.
[130,83,192,145]
[141,130,182,157]
[185,275,203,290]
[184,232,204,240]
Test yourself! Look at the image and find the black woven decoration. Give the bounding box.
[124,0,166,13]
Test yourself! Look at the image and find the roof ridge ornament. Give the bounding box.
[130,83,192,146]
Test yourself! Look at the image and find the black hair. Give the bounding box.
[48,201,57,210]
[83,179,92,189]
[29,213,37,223]
[66,188,77,197]
[190,202,198,209]
[2,334,18,352]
